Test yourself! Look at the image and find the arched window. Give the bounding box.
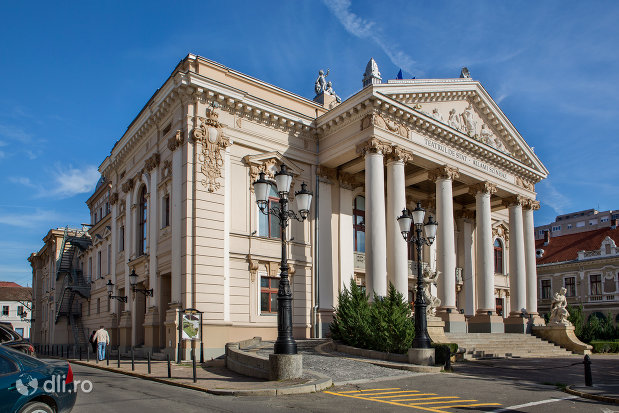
[138,186,148,255]
[494,239,503,274]
[353,196,365,252]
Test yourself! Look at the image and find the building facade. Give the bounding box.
[537,222,619,321]
[535,209,619,240]
[0,281,32,339]
[30,55,548,358]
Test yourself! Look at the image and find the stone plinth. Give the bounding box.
[143,306,160,352]
[504,315,528,333]
[313,92,338,109]
[118,311,132,352]
[438,311,467,333]
[468,313,504,333]
[532,324,592,355]
[269,354,303,380]
[408,348,435,366]
[426,316,449,343]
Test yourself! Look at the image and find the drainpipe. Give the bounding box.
[312,165,320,338]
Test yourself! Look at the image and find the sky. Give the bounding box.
[1,1,619,286]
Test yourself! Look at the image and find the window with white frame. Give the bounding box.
[564,277,576,297]
[258,186,281,238]
[590,274,602,295]
[552,225,561,231]
[541,279,551,299]
[97,250,102,278]
[162,194,170,228]
[567,224,573,229]
[601,217,609,223]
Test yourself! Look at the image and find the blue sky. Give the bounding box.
[1,1,619,286]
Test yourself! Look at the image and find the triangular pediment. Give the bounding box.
[376,80,548,180]
[242,151,304,177]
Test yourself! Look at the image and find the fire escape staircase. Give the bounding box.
[54,228,92,348]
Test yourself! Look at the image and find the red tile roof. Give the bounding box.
[0,281,22,288]
[536,227,619,265]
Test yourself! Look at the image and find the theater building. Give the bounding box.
[29,54,548,358]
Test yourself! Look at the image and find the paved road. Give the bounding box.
[71,363,617,412]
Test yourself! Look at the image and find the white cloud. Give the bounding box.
[0,209,61,229]
[8,177,36,188]
[323,0,420,75]
[0,123,33,143]
[48,165,101,198]
[537,180,571,215]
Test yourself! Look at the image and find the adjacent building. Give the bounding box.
[0,281,33,338]
[29,55,548,358]
[536,219,619,321]
[535,209,619,240]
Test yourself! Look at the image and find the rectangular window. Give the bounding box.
[353,196,365,253]
[258,187,281,238]
[590,274,602,295]
[567,224,573,229]
[88,301,91,316]
[15,328,24,337]
[552,225,561,231]
[97,298,100,314]
[260,276,279,314]
[541,280,551,299]
[107,245,111,274]
[601,217,609,223]
[162,195,170,227]
[538,229,545,236]
[119,226,125,251]
[97,251,102,278]
[564,277,576,297]
[589,219,597,226]
[2,306,8,316]
[576,221,585,228]
[17,306,24,315]
[88,257,92,279]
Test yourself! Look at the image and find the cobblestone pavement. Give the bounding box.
[256,340,425,384]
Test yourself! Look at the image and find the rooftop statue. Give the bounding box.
[324,81,341,103]
[314,69,329,95]
[460,67,471,79]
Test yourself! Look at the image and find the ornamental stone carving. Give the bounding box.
[549,287,571,326]
[469,181,497,195]
[121,178,134,194]
[338,171,360,190]
[356,137,392,157]
[515,176,535,191]
[109,192,119,205]
[191,106,231,192]
[161,160,172,180]
[360,113,407,138]
[386,146,413,164]
[316,166,337,183]
[247,254,259,283]
[492,223,509,242]
[523,199,540,211]
[144,153,160,172]
[502,195,526,208]
[428,165,459,182]
[167,130,184,151]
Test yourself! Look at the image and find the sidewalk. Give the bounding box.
[66,356,332,396]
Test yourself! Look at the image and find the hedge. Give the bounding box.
[590,340,619,353]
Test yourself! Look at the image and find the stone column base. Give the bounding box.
[269,354,303,380]
[426,316,449,343]
[316,309,334,339]
[143,306,160,352]
[408,348,435,366]
[532,324,592,355]
[438,311,467,333]
[118,311,132,352]
[468,313,504,333]
[529,314,546,327]
[504,315,528,333]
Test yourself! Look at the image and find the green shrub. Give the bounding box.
[590,340,619,353]
[330,281,414,354]
[432,343,458,366]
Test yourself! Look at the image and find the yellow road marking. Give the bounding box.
[433,403,502,411]
[338,388,401,393]
[392,397,459,402]
[368,391,428,398]
[409,399,478,406]
[372,393,436,399]
[324,391,459,413]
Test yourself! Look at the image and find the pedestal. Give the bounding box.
[438,311,467,333]
[532,324,592,355]
[313,92,339,109]
[164,304,181,359]
[118,311,132,352]
[426,316,449,343]
[504,315,528,333]
[143,306,160,352]
[408,348,435,366]
[269,354,303,380]
[468,313,504,333]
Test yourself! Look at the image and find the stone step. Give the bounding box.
[445,332,574,358]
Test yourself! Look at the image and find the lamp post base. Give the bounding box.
[408,348,435,366]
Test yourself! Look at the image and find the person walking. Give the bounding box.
[89,330,97,356]
[95,326,110,361]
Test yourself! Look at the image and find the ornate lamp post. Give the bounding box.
[106,280,128,303]
[397,202,438,349]
[129,269,153,296]
[253,164,313,355]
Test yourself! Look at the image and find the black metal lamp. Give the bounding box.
[106,280,128,303]
[129,269,153,296]
[252,163,313,355]
[397,201,438,349]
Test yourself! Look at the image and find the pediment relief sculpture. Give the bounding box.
[243,151,304,197]
[361,112,408,138]
[492,223,509,242]
[191,106,231,192]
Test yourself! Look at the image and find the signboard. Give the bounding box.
[177,308,204,363]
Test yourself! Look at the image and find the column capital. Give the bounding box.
[469,181,497,196]
[385,146,413,164]
[121,179,134,194]
[109,192,119,205]
[338,171,361,190]
[167,130,184,151]
[356,137,392,157]
[144,153,161,172]
[428,165,460,182]
[523,198,540,210]
[316,166,337,183]
[502,195,526,208]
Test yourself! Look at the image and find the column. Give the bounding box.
[120,179,134,351]
[386,148,411,299]
[523,199,544,324]
[338,177,355,292]
[316,167,335,338]
[169,132,183,304]
[457,211,476,316]
[430,166,458,311]
[506,196,526,314]
[148,166,159,307]
[469,181,503,333]
[110,193,118,315]
[358,138,389,298]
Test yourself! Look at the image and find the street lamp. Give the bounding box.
[129,269,153,296]
[397,202,438,349]
[106,280,128,303]
[253,164,312,355]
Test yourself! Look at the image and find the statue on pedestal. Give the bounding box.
[422,267,441,317]
[315,69,329,95]
[549,287,571,326]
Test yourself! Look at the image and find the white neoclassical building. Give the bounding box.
[30,55,548,358]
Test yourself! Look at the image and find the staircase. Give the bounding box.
[445,333,576,360]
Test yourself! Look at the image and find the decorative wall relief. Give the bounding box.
[515,177,535,192]
[191,106,231,192]
[360,113,407,138]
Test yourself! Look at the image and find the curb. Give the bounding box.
[67,359,332,396]
[565,385,619,405]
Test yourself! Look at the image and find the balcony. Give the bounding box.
[587,294,617,302]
